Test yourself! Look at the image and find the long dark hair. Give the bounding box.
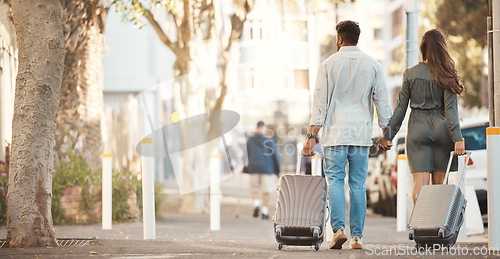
[420,29,464,95]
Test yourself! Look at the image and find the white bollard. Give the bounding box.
[397,155,407,232]
[141,138,156,239]
[311,154,322,176]
[487,127,500,250]
[210,154,221,231]
[311,155,317,176]
[406,161,414,226]
[102,154,112,230]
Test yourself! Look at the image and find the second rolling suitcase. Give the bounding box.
[408,151,471,249]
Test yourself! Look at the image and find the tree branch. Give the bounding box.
[212,0,254,111]
[166,8,181,45]
[132,0,179,54]
[225,0,253,53]
[203,0,215,40]
[180,0,192,49]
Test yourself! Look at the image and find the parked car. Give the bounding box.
[460,117,489,219]
[367,116,489,219]
[366,130,405,217]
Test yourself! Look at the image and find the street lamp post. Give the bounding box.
[406,0,419,68]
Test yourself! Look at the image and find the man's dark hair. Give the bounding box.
[257,121,265,128]
[336,20,360,45]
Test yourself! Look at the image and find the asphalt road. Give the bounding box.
[0,175,492,258]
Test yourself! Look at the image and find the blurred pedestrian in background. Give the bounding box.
[377,28,465,204]
[243,121,280,219]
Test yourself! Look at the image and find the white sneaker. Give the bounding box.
[349,236,363,249]
[328,228,347,249]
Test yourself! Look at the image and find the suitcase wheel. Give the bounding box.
[278,243,283,250]
[409,229,414,240]
[310,226,320,239]
[314,243,320,251]
[275,226,283,239]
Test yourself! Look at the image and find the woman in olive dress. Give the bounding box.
[377,29,465,204]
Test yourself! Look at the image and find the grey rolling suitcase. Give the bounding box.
[274,154,327,251]
[408,151,471,249]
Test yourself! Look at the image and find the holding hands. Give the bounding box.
[376,136,393,151]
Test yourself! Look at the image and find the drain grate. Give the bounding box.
[0,238,96,248]
[57,238,95,247]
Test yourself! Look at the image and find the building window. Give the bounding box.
[250,69,264,89]
[284,69,309,89]
[294,70,309,89]
[246,20,264,41]
[374,28,383,40]
[392,7,403,39]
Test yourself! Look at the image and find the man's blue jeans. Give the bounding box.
[324,145,369,238]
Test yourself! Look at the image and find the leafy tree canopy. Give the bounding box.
[423,0,488,107]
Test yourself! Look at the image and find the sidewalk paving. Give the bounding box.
[0,174,492,258]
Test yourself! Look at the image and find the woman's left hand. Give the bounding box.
[455,140,465,156]
[377,136,393,151]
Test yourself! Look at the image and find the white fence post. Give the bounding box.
[141,138,156,239]
[397,155,408,232]
[488,127,500,250]
[102,154,112,230]
[210,154,221,231]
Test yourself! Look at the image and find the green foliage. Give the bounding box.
[114,0,178,28]
[51,150,164,225]
[135,180,165,219]
[52,150,101,225]
[112,171,141,221]
[0,150,164,226]
[422,0,488,107]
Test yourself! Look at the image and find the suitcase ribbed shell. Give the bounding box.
[409,184,464,237]
[274,175,327,228]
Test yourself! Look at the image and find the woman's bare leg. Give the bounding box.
[431,171,446,185]
[412,172,430,204]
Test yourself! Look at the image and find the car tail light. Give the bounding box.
[391,171,398,188]
[467,157,473,166]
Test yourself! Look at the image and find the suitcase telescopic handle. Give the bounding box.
[443,151,472,187]
[296,151,318,175]
[296,152,303,175]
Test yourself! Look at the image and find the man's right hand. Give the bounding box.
[301,138,316,156]
[376,136,393,151]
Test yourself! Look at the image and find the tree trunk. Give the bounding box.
[56,23,103,171]
[7,0,65,248]
[176,41,219,213]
